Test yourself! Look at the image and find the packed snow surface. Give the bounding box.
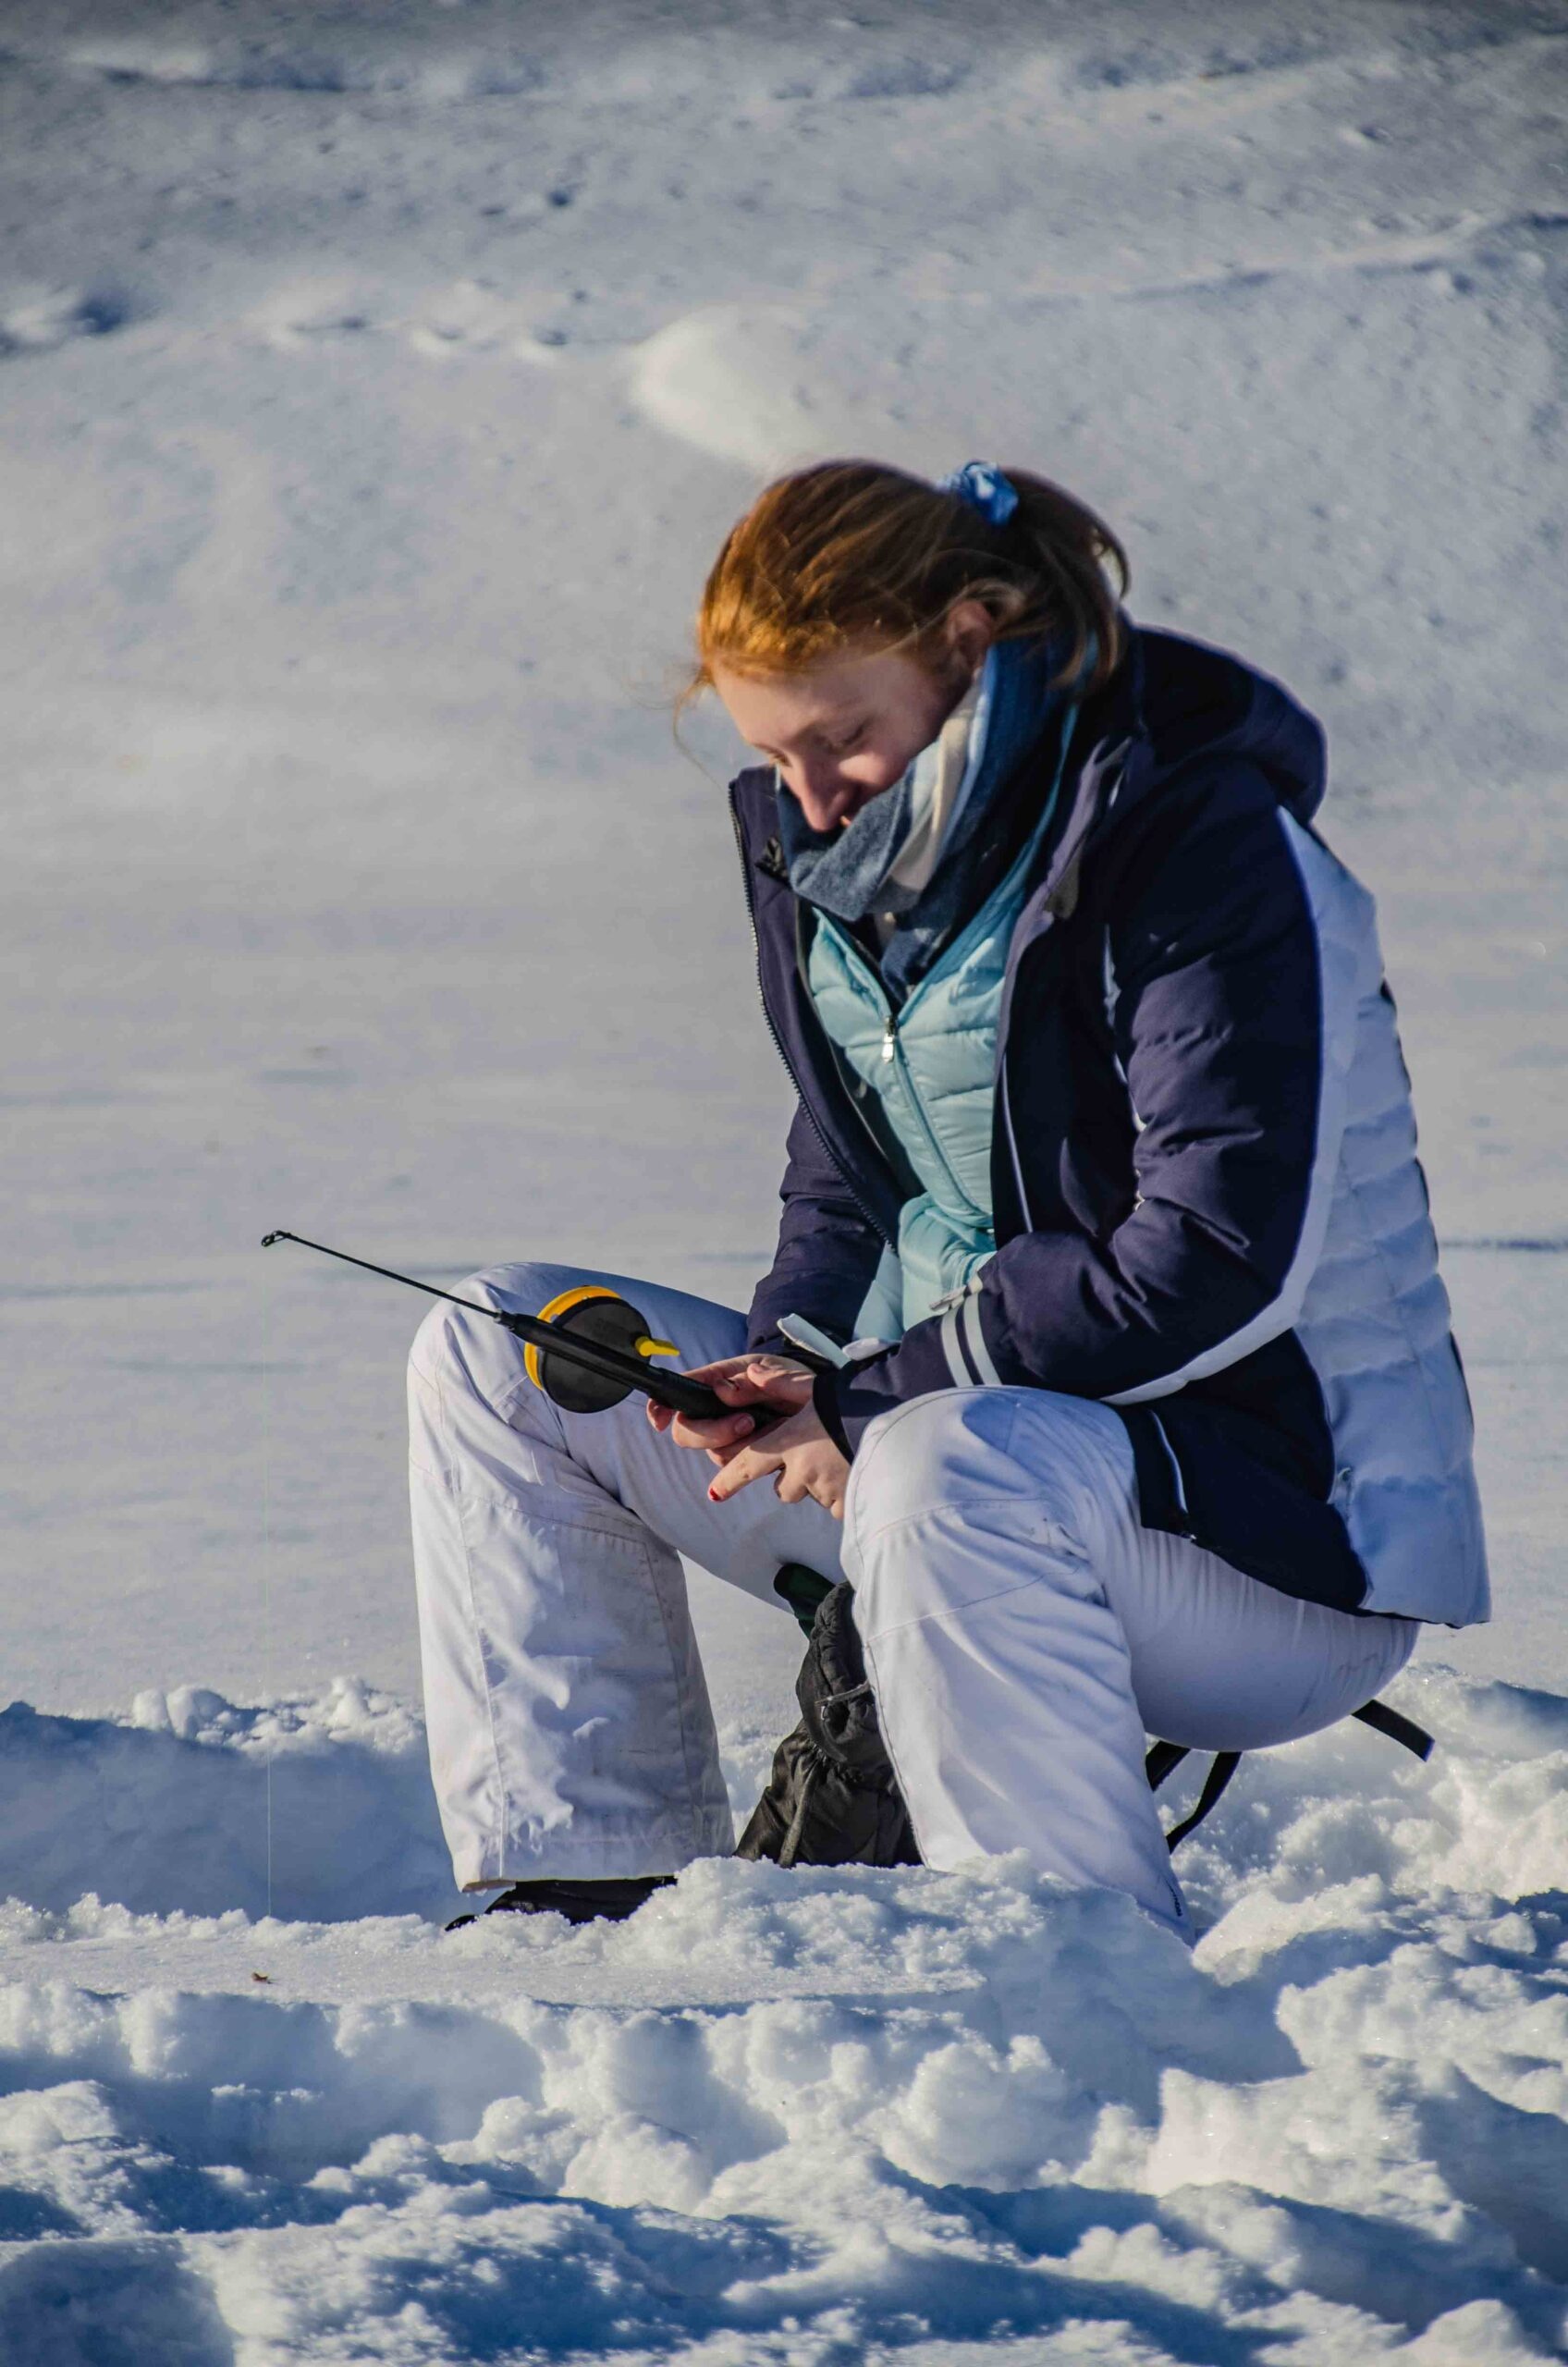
[2,0,1567,2359]
[3,1668,1568,2362]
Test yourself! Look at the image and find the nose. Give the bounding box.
[791,760,850,832]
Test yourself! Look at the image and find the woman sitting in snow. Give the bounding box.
[408,460,1488,1941]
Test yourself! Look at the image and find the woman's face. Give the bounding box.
[713,602,993,833]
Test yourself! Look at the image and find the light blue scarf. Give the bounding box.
[777,632,1074,998]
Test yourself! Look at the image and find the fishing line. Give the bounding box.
[261,1230,764,1423]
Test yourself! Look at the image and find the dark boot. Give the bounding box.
[445,1874,674,1932]
[737,1582,920,1870]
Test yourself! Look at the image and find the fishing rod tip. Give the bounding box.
[261,1232,288,1247]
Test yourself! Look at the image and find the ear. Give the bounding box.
[941,598,996,677]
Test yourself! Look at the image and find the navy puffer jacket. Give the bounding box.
[735,626,1488,1625]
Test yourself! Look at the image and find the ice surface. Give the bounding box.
[2,1,1566,2357]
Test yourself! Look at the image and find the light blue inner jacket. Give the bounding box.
[806,720,1075,1340]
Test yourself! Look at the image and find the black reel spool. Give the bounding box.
[523,1287,675,1415]
[521,1284,776,1429]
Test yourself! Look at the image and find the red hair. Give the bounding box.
[687,459,1128,703]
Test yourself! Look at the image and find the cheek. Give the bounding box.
[850,742,918,792]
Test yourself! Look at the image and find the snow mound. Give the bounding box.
[0,1667,1564,2361]
[0,1679,450,1923]
[629,306,824,472]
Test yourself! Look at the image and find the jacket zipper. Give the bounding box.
[818,925,986,1232]
[729,791,891,1245]
[872,1000,989,1230]
[858,720,1088,1234]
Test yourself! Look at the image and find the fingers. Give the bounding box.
[704,1432,850,1517]
[647,1355,811,1468]
[773,1462,844,1513]
[648,1395,753,1444]
[704,1409,814,1501]
[680,1355,771,1387]
[683,1355,812,1402]
[759,1461,845,1518]
[710,1369,807,1407]
[670,1409,756,1453]
[655,1364,809,1461]
[706,1441,783,1503]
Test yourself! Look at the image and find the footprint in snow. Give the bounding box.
[257,279,576,363]
[0,286,132,358]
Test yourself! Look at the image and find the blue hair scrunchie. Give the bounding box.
[937,460,1019,528]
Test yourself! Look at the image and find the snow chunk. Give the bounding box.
[630,306,823,471]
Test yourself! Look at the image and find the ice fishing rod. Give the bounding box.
[261,1229,754,1424]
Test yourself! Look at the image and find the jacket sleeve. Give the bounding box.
[746,1100,888,1357]
[822,766,1358,1453]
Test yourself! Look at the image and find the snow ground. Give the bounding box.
[1,1,1566,2358]
[2,1669,1568,2363]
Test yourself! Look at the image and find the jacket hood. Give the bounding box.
[1131,627,1326,827]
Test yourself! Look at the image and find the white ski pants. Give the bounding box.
[408,1264,1419,1936]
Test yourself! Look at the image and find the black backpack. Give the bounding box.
[737,1567,1431,1870]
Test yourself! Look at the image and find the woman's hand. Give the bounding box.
[647,1353,851,1521]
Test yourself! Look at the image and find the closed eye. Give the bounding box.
[750,720,867,766]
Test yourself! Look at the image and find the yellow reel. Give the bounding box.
[523,1284,678,1414]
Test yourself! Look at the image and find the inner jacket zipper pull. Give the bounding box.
[881,1016,897,1064]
